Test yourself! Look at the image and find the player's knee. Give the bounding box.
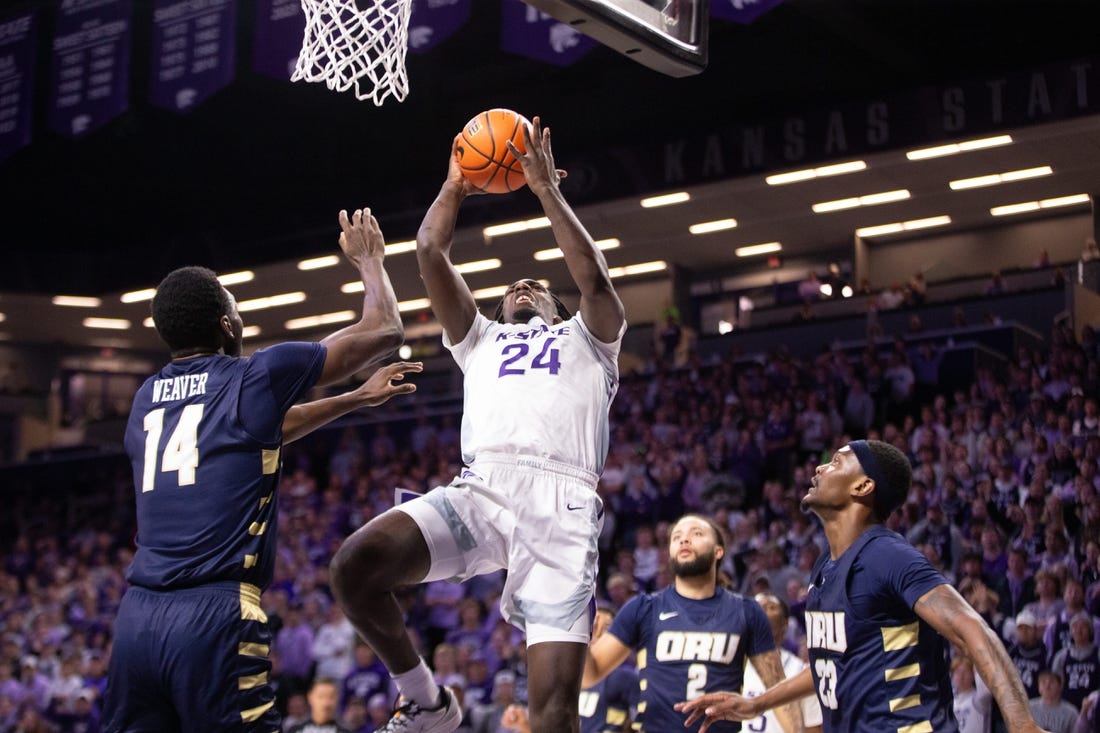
[527,682,579,731]
[330,531,387,598]
[527,698,578,733]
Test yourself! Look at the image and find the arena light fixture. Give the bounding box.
[735,242,782,257]
[83,317,131,330]
[0,313,6,323]
[217,270,254,286]
[689,219,738,234]
[237,292,307,312]
[717,320,734,335]
[608,261,667,278]
[120,288,156,303]
[949,166,1052,190]
[52,295,102,307]
[454,258,502,274]
[297,255,340,270]
[472,285,508,299]
[143,317,155,328]
[285,311,356,330]
[990,193,1090,217]
[812,189,910,213]
[640,192,690,208]
[533,239,620,261]
[241,325,261,338]
[766,160,866,186]
[484,217,551,238]
[397,298,432,312]
[472,280,551,300]
[385,240,417,255]
[857,215,952,238]
[906,135,1013,160]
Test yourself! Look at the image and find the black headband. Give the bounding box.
[848,440,885,489]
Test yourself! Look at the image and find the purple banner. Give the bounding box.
[150,0,237,111]
[253,0,302,80]
[49,0,131,138]
[711,0,785,24]
[408,0,470,54]
[500,0,595,67]
[0,11,36,161]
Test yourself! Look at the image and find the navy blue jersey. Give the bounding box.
[1054,645,1100,709]
[608,586,774,732]
[1006,642,1048,699]
[805,525,957,733]
[579,667,638,733]
[123,343,326,590]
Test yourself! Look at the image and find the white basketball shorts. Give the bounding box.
[395,452,603,646]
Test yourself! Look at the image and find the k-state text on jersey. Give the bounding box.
[495,324,571,341]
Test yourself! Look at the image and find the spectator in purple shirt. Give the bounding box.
[274,602,316,686]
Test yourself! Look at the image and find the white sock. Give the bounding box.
[392,658,442,709]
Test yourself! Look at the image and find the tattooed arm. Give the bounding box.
[750,650,804,733]
[914,584,1050,733]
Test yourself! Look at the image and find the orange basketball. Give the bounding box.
[456,109,530,194]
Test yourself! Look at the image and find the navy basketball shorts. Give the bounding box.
[102,581,278,733]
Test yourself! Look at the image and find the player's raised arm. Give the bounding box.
[510,116,625,343]
[318,207,404,386]
[913,584,1051,733]
[281,361,422,444]
[582,630,632,688]
[415,136,481,345]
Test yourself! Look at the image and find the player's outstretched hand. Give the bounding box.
[448,134,487,196]
[500,703,531,733]
[354,361,422,407]
[675,692,757,732]
[508,115,567,196]
[338,206,385,268]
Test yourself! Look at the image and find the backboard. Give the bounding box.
[524,0,709,77]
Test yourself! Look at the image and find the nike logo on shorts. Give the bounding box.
[659,611,679,620]
[566,503,584,511]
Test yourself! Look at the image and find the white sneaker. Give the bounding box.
[375,686,462,733]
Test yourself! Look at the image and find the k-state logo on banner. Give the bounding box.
[0,11,37,161]
[49,0,132,138]
[500,0,595,67]
[711,0,784,24]
[149,0,237,112]
[408,0,470,54]
[253,0,302,80]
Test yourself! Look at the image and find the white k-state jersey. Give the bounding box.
[445,311,625,474]
[743,647,824,732]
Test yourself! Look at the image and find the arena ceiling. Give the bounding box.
[2,0,1099,351]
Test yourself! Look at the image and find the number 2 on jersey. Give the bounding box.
[142,404,204,491]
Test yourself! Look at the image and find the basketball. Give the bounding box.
[456,108,530,194]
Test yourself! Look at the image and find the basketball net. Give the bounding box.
[292,0,412,106]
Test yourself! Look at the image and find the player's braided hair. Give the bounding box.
[492,291,571,324]
[151,266,231,352]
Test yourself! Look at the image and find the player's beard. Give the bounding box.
[670,547,717,579]
[512,305,539,322]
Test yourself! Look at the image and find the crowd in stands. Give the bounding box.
[1,304,1099,732]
